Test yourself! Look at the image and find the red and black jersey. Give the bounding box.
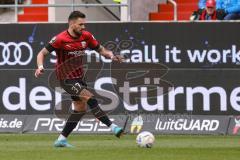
[45,30,100,80]
[199,10,217,20]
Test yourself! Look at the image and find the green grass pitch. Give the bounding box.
[0,134,239,160]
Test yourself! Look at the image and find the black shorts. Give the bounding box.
[60,78,87,101]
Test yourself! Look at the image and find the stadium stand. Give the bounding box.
[0,0,24,4]
[18,0,48,22]
[149,0,199,21]
[0,0,25,22]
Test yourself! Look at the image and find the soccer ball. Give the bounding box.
[136,131,155,148]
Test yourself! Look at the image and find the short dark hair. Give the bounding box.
[68,11,86,21]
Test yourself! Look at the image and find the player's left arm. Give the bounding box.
[97,45,124,63]
[88,32,124,63]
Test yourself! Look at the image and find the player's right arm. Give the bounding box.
[35,48,49,78]
[35,36,61,78]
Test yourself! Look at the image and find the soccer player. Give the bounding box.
[35,11,124,147]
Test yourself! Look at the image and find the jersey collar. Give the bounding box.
[66,30,81,39]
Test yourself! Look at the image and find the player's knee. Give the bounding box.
[80,88,94,98]
[73,101,87,112]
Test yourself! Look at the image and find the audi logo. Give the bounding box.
[0,42,33,65]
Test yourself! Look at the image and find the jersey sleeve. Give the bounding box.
[87,33,100,50]
[45,36,62,52]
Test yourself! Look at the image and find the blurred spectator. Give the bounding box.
[198,0,240,20]
[200,0,217,20]
[198,0,225,17]
[198,0,222,9]
[218,0,240,20]
[190,0,225,20]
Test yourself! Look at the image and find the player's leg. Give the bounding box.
[54,78,123,148]
[80,88,124,138]
[54,78,88,147]
[54,99,86,147]
[61,100,86,138]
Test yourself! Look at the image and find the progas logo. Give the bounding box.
[0,42,33,65]
[67,50,85,56]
